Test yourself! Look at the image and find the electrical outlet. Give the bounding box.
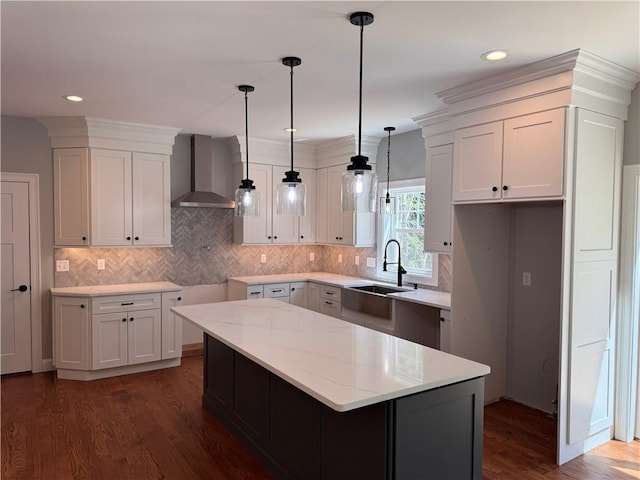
[367,257,376,268]
[522,272,532,286]
[354,255,360,266]
[338,254,342,263]
[260,253,267,264]
[309,252,315,262]
[56,260,70,272]
[97,259,105,270]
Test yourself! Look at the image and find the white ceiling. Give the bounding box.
[2,1,639,144]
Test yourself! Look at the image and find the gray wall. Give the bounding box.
[624,83,639,166]
[375,128,426,181]
[1,115,55,359]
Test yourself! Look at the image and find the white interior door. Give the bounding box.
[1,180,32,374]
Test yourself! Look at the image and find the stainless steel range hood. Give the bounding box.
[172,134,235,208]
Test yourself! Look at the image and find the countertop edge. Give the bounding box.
[51,281,182,297]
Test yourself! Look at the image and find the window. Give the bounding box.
[377,178,438,286]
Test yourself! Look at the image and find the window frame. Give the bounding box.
[376,178,438,287]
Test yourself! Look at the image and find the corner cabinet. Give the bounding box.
[52,283,183,380]
[54,148,171,247]
[233,163,316,245]
[316,164,375,246]
[452,108,565,203]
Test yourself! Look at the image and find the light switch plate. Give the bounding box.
[260,254,267,264]
[97,259,105,270]
[354,255,360,265]
[56,260,70,272]
[338,254,342,263]
[310,252,315,262]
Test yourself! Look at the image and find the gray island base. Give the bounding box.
[171,299,489,480]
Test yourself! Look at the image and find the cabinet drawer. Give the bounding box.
[319,285,341,302]
[264,283,290,298]
[92,293,161,314]
[319,299,342,319]
[246,285,264,299]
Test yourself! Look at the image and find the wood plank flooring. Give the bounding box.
[2,355,638,479]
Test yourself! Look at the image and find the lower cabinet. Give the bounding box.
[53,288,182,379]
[318,285,341,319]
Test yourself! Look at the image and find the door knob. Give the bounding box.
[10,285,28,293]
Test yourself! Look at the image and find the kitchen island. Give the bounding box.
[172,298,489,480]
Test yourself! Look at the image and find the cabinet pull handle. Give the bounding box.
[492,186,498,192]
[502,185,509,191]
[324,301,333,305]
[272,289,283,293]
[325,291,334,296]
[126,236,131,241]
[121,302,134,306]
[122,317,127,322]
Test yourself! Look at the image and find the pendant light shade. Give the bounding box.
[234,85,260,217]
[341,11,377,213]
[276,56,306,216]
[380,126,397,215]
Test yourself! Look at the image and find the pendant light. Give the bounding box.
[341,11,377,213]
[234,85,260,217]
[380,126,396,215]
[276,56,306,216]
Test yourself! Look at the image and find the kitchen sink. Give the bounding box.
[348,284,407,296]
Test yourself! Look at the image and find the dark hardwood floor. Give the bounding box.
[2,355,638,479]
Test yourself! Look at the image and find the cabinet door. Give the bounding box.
[308,282,320,312]
[132,152,171,246]
[452,122,503,202]
[299,168,316,243]
[425,144,453,253]
[289,282,308,309]
[92,312,128,370]
[127,309,162,365]
[502,109,565,199]
[234,163,272,244]
[315,168,328,243]
[90,149,133,246]
[53,296,90,370]
[271,166,299,244]
[327,164,353,244]
[161,292,183,360]
[54,149,90,246]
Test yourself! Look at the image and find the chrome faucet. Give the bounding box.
[383,239,407,287]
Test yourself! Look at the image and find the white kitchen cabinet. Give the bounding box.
[452,109,565,203]
[161,292,183,360]
[54,147,171,247]
[53,296,90,370]
[263,283,290,302]
[52,283,182,380]
[234,164,314,245]
[315,168,328,243]
[424,144,453,253]
[318,284,342,319]
[289,282,308,308]
[307,282,320,312]
[318,164,375,246]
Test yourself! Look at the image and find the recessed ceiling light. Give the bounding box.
[63,95,84,102]
[481,50,508,61]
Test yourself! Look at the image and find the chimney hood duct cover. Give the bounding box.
[172,135,235,208]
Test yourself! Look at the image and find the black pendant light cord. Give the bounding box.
[357,21,364,158]
[244,89,250,181]
[289,63,294,172]
[386,128,391,197]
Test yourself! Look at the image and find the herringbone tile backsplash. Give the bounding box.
[55,208,451,292]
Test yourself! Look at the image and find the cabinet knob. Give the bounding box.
[274,236,277,240]
[80,304,85,309]
[126,236,131,241]
[300,235,304,239]
[291,288,295,291]
[134,236,139,241]
[122,317,127,322]
[443,242,448,246]
[503,185,509,191]
[268,236,272,239]
[440,317,445,322]
[492,186,498,192]
[129,317,134,322]
[82,236,87,241]
[177,296,182,301]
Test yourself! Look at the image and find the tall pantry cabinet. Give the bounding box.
[42,117,180,247]
[421,49,638,465]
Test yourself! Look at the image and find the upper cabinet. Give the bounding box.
[424,144,453,253]
[43,117,180,248]
[452,108,565,203]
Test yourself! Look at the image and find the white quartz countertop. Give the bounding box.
[51,281,181,297]
[228,272,451,310]
[172,298,488,412]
